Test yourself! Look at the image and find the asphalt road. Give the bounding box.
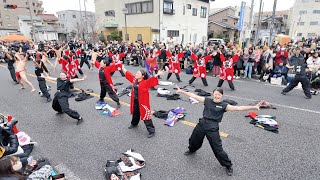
[0,59,319,180]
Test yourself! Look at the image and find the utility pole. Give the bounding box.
[28,0,36,42]
[84,0,88,41]
[79,0,84,40]
[254,0,263,46]
[246,0,254,47]
[269,0,277,46]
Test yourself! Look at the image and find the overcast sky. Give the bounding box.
[42,0,295,14]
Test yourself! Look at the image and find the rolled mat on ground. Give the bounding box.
[245,112,279,133]
[105,149,144,180]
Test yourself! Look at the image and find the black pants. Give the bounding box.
[131,99,155,133]
[189,76,208,86]
[217,79,235,90]
[282,76,311,98]
[100,83,120,104]
[78,69,84,75]
[188,119,232,167]
[37,77,50,99]
[80,58,91,69]
[234,68,241,77]
[15,144,34,166]
[8,65,17,82]
[167,73,181,81]
[110,70,125,77]
[52,94,80,119]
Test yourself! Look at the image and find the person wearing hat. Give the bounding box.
[307,50,320,73]
[95,58,122,109]
[176,87,263,176]
[282,48,312,99]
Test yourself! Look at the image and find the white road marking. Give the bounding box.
[224,94,320,115]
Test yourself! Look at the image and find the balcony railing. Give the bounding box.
[163,8,175,15]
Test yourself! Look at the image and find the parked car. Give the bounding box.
[208,38,225,46]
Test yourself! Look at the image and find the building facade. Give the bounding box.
[289,0,320,40]
[95,0,210,45]
[208,7,238,42]
[57,10,95,41]
[0,0,44,35]
[18,15,58,41]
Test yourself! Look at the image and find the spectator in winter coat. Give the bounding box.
[273,61,288,83]
[243,48,256,79]
[275,46,289,66]
[307,51,320,73]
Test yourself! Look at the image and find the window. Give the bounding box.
[297,22,305,25]
[126,1,153,15]
[34,10,36,13]
[167,30,179,37]
[308,33,316,37]
[187,4,191,9]
[200,7,207,18]
[313,10,320,14]
[73,15,76,18]
[32,3,35,6]
[183,6,185,15]
[63,14,65,19]
[7,24,11,27]
[283,15,288,19]
[61,24,64,28]
[310,21,318,25]
[299,10,307,15]
[297,33,302,36]
[0,22,2,26]
[25,2,28,5]
[164,1,174,14]
[222,19,228,22]
[3,0,6,3]
[137,34,142,41]
[192,8,197,16]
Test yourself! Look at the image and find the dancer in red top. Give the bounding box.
[122,66,165,138]
[217,50,240,90]
[95,59,122,109]
[109,50,126,77]
[189,53,213,86]
[166,51,184,82]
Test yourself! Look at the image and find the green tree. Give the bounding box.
[110,31,122,41]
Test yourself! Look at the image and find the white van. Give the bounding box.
[208,38,225,46]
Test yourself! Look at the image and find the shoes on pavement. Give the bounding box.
[56,111,64,115]
[184,150,195,156]
[45,97,52,103]
[178,79,182,82]
[147,132,155,138]
[226,166,233,176]
[305,96,312,99]
[77,117,84,125]
[116,103,121,109]
[281,91,287,95]
[128,124,137,129]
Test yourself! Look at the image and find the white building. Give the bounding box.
[289,0,320,40]
[57,10,96,41]
[18,15,58,42]
[95,0,210,45]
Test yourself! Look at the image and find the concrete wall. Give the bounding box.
[289,0,320,39]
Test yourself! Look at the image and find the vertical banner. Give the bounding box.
[238,1,246,48]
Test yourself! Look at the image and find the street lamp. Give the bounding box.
[122,8,128,45]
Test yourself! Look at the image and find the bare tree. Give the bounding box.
[88,15,99,43]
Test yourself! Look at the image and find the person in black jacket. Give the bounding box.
[0,121,19,158]
[212,50,222,77]
[79,49,91,70]
[4,49,18,84]
[176,87,263,176]
[42,72,86,125]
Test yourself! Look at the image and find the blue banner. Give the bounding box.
[238,1,246,31]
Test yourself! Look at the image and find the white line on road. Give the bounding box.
[224,94,320,115]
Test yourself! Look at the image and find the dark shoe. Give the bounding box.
[184,150,195,156]
[14,81,19,85]
[281,91,287,95]
[178,79,182,82]
[45,97,52,103]
[226,166,233,176]
[56,111,64,115]
[116,103,121,109]
[147,132,155,138]
[305,96,312,99]
[128,124,137,129]
[231,88,235,91]
[77,117,84,125]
